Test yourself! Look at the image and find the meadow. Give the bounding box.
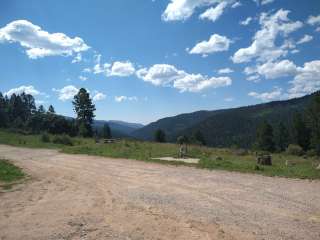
[0,129,319,179]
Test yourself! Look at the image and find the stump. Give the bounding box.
[256,154,272,166]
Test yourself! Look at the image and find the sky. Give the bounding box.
[0,0,319,124]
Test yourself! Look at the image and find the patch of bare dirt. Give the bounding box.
[0,144,319,240]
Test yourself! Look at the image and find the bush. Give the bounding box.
[52,135,73,146]
[40,133,50,143]
[306,149,317,158]
[286,144,303,156]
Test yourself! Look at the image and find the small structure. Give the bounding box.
[256,153,272,166]
[104,138,116,143]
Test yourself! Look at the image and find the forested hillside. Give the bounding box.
[133,92,319,148]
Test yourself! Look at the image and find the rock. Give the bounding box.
[256,154,272,166]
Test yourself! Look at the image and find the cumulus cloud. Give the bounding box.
[247,59,298,79]
[297,34,313,44]
[5,85,40,96]
[188,34,231,56]
[72,53,82,63]
[79,75,87,81]
[232,9,303,63]
[92,92,106,101]
[199,1,228,22]
[114,96,138,102]
[0,20,89,59]
[240,17,252,26]
[218,68,234,74]
[307,15,320,26]
[162,0,220,22]
[52,85,79,101]
[93,59,135,77]
[288,60,320,98]
[261,0,274,5]
[136,64,232,92]
[248,87,282,101]
[231,1,242,8]
[246,75,260,82]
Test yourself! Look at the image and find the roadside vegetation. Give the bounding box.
[0,159,25,189]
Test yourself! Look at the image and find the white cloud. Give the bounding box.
[162,0,221,22]
[114,96,138,102]
[5,85,40,97]
[232,9,303,63]
[82,68,91,73]
[79,75,87,81]
[288,60,320,98]
[297,34,313,44]
[231,1,242,8]
[250,60,298,79]
[53,85,79,101]
[218,68,234,74]
[93,59,135,77]
[224,97,234,102]
[307,15,320,26]
[189,34,231,56]
[93,92,106,101]
[72,53,82,63]
[173,74,232,92]
[316,27,320,32]
[240,17,252,26]
[0,20,89,59]
[261,0,274,5]
[199,1,228,22]
[136,64,185,86]
[246,75,260,82]
[248,87,282,101]
[136,64,232,92]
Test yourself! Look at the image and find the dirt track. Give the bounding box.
[0,145,319,240]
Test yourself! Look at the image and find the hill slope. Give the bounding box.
[132,92,318,147]
[93,120,143,138]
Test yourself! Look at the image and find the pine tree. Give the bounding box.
[256,121,275,152]
[275,122,289,152]
[48,105,55,114]
[192,130,206,145]
[306,94,320,155]
[154,129,166,143]
[72,88,96,137]
[293,113,311,151]
[103,123,112,139]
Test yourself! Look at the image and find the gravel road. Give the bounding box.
[0,144,319,240]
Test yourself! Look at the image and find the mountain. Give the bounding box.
[132,92,318,148]
[93,120,143,137]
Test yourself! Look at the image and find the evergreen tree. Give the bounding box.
[256,121,275,152]
[38,105,46,114]
[275,122,289,152]
[72,88,96,137]
[306,94,320,155]
[154,129,166,143]
[103,123,112,139]
[48,105,55,114]
[293,113,311,151]
[192,130,206,145]
[0,92,8,127]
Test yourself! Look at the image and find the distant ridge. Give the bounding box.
[132,91,319,148]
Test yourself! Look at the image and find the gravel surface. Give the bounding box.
[0,144,319,240]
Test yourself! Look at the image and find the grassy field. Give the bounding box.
[0,159,25,189]
[0,129,319,179]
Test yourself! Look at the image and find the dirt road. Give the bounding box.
[0,145,319,240]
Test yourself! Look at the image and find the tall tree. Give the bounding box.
[48,105,55,114]
[103,123,112,139]
[154,129,166,143]
[293,113,311,151]
[72,88,96,137]
[306,94,320,155]
[192,130,206,145]
[256,121,275,152]
[0,92,8,127]
[275,122,289,152]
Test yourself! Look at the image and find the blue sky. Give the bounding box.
[0,0,319,124]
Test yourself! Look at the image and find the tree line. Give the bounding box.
[0,88,96,137]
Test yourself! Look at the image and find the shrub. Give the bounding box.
[286,144,303,156]
[40,133,50,143]
[52,135,73,146]
[306,149,317,158]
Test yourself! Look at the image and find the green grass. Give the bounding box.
[0,159,25,183]
[0,129,319,179]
